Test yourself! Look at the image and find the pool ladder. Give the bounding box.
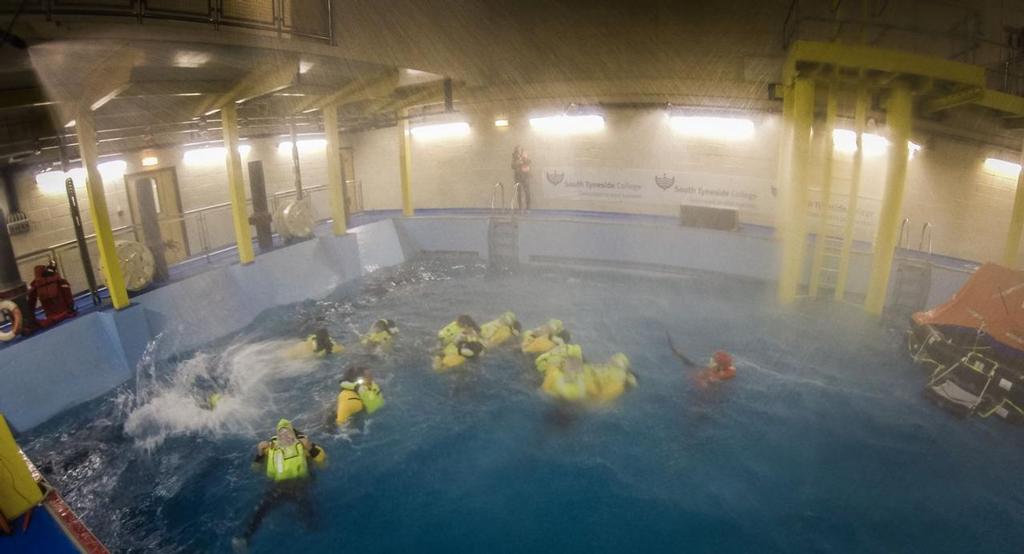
[489,181,520,270]
[887,218,934,318]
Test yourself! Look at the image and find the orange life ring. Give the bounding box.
[0,300,22,341]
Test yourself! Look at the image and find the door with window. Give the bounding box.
[124,167,189,265]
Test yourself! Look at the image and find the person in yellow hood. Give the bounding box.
[541,356,589,402]
[234,419,326,551]
[521,319,566,355]
[584,353,638,404]
[480,311,521,348]
[360,319,399,352]
[432,338,485,372]
[437,315,481,347]
[535,337,583,375]
[336,366,385,425]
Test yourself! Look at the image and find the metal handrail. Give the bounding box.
[897,217,911,249]
[510,182,523,213]
[920,222,933,256]
[490,182,505,213]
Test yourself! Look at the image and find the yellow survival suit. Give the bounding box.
[286,331,343,359]
[480,312,520,348]
[535,343,583,374]
[520,319,565,355]
[584,353,638,404]
[542,356,589,402]
[360,319,398,351]
[260,419,326,482]
[434,316,485,371]
[336,378,385,425]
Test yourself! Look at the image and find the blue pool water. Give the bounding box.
[21,256,1024,553]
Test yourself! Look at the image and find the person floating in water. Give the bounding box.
[360,319,399,352]
[480,311,521,348]
[583,353,638,404]
[535,336,582,375]
[234,419,327,552]
[433,315,485,371]
[335,366,385,425]
[286,328,343,359]
[521,319,567,355]
[667,333,736,388]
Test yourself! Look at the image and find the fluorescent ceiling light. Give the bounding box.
[183,144,250,166]
[35,170,69,195]
[277,138,327,154]
[529,114,604,134]
[410,121,471,140]
[35,166,91,195]
[141,156,159,167]
[669,115,754,140]
[299,61,315,74]
[984,158,1022,179]
[832,129,919,158]
[98,160,127,181]
[173,50,211,68]
[494,119,509,127]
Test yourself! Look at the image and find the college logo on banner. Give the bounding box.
[546,170,565,186]
[654,173,675,191]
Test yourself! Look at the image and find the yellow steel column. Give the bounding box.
[398,110,414,216]
[777,77,816,304]
[809,83,838,297]
[775,84,795,239]
[323,104,348,235]
[75,108,129,309]
[1001,136,1024,267]
[835,85,868,300]
[865,81,912,315]
[221,103,254,264]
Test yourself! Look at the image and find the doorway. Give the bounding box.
[340,147,363,215]
[123,167,189,265]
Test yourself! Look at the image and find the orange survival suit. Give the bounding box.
[27,262,76,328]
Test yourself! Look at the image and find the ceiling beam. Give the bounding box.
[923,87,984,114]
[295,70,400,113]
[193,58,301,116]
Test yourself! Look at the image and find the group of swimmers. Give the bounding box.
[232,314,735,551]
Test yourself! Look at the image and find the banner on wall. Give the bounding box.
[538,166,881,237]
[538,166,773,215]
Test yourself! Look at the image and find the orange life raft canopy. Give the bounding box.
[913,262,1024,356]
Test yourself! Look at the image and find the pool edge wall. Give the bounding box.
[0,216,974,432]
[0,219,407,432]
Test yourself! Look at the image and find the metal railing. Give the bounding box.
[510,182,524,213]
[14,183,333,297]
[3,0,335,44]
[490,181,505,213]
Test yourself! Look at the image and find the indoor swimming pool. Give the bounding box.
[20,255,1024,553]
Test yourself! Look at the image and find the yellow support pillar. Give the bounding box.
[835,85,868,300]
[1001,136,1024,267]
[221,103,254,264]
[775,83,795,239]
[323,104,348,235]
[398,111,414,216]
[809,83,838,297]
[864,81,913,315]
[75,108,129,309]
[777,77,816,304]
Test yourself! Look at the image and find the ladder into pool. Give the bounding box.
[488,181,522,270]
[887,218,934,319]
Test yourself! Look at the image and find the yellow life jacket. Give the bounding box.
[481,320,513,347]
[361,330,393,348]
[584,358,636,404]
[542,365,588,402]
[433,342,467,372]
[535,343,583,374]
[437,321,463,346]
[264,438,309,481]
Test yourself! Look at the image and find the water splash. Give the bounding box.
[122,338,323,451]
